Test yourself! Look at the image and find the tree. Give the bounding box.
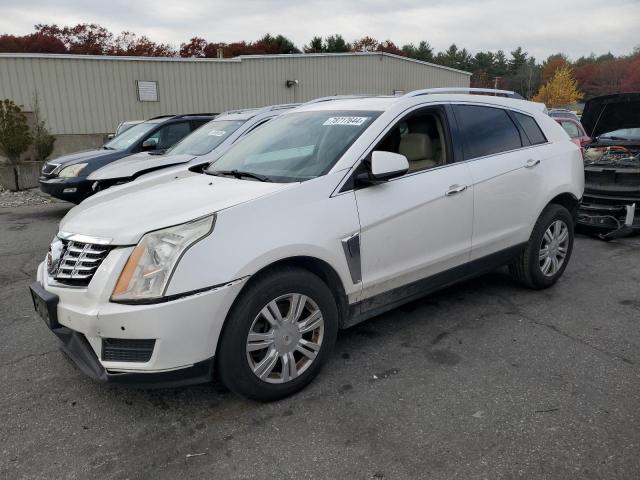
[435,44,473,71]
[180,37,208,57]
[36,23,113,55]
[402,41,434,62]
[508,47,528,74]
[533,65,582,107]
[304,36,325,53]
[376,40,404,56]
[31,93,55,162]
[325,35,350,53]
[352,36,378,52]
[0,99,32,164]
[109,32,175,56]
[253,34,300,54]
[542,54,569,83]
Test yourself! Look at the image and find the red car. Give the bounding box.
[555,117,591,149]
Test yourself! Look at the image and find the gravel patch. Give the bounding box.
[0,187,53,208]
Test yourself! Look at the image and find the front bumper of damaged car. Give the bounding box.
[578,195,639,240]
[32,248,246,388]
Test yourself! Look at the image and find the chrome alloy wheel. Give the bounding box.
[539,219,569,277]
[246,293,325,384]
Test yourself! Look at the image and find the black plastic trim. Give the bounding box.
[50,326,213,388]
[344,243,526,328]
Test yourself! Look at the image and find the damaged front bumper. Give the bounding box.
[578,194,639,240]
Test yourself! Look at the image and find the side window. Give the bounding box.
[454,105,522,159]
[514,112,548,144]
[373,108,449,173]
[559,120,581,139]
[151,122,192,149]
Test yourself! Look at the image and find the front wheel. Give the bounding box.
[510,204,574,289]
[216,267,338,401]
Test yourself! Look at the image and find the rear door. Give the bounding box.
[453,104,546,260]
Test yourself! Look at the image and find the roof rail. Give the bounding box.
[148,114,176,120]
[174,113,217,118]
[404,88,524,100]
[304,94,371,105]
[268,103,301,111]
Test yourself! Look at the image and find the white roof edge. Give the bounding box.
[0,51,472,75]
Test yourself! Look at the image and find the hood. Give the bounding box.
[59,171,293,245]
[47,149,120,167]
[581,93,640,138]
[87,152,196,181]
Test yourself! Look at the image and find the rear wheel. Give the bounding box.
[216,267,338,401]
[510,204,574,289]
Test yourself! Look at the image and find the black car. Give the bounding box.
[577,93,640,239]
[39,114,215,203]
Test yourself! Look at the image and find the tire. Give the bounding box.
[509,204,574,289]
[216,267,338,401]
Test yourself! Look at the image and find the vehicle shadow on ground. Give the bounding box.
[93,268,521,417]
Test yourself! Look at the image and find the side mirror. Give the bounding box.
[107,134,115,140]
[357,151,409,185]
[141,138,158,151]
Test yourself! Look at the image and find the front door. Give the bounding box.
[354,106,474,302]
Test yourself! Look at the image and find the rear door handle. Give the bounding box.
[525,159,541,168]
[445,184,467,196]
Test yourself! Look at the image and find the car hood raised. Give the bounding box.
[87,152,197,181]
[60,172,293,245]
[581,93,640,138]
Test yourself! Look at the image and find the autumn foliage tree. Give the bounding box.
[533,65,582,107]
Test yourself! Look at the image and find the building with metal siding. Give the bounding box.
[0,52,470,155]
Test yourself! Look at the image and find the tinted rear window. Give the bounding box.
[514,112,547,145]
[454,105,522,159]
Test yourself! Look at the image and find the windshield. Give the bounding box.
[104,122,157,150]
[204,110,380,182]
[167,119,246,156]
[115,122,140,136]
[599,128,640,141]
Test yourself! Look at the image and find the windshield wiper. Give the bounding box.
[205,169,271,182]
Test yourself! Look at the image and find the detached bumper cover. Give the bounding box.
[578,195,640,240]
[51,323,214,388]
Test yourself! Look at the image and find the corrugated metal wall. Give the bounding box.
[0,53,470,135]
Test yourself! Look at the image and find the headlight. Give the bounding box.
[58,163,88,178]
[111,215,215,302]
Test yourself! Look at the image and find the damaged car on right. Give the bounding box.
[577,93,640,240]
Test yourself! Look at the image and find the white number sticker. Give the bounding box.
[323,117,370,126]
[208,130,226,136]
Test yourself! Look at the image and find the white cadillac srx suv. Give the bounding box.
[30,89,584,401]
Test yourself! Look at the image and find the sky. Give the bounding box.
[0,0,638,60]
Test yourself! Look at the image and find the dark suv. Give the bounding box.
[39,114,215,203]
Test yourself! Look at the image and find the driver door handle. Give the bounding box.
[445,184,467,196]
[525,158,541,168]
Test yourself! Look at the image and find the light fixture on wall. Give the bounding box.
[285,79,299,88]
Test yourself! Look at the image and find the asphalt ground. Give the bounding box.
[1,200,639,479]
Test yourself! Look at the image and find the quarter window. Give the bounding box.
[514,112,548,144]
[454,105,522,159]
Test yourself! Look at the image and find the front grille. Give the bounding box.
[101,338,156,362]
[53,240,111,286]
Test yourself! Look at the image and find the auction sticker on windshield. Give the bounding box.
[208,130,227,136]
[323,117,370,126]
